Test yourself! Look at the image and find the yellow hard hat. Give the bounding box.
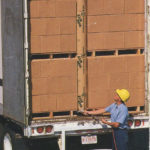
[116,89,130,102]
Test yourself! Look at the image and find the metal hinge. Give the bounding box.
[77,6,86,28]
[78,93,86,108]
[77,55,83,68]
[77,54,86,68]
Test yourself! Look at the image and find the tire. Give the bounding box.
[0,124,16,150]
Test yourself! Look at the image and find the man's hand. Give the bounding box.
[83,110,89,115]
[101,118,108,124]
[101,118,120,128]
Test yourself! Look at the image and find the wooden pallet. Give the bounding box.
[32,110,83,120]
[31,53,77,60]
[128,106,145,114]
[87,48,144,57]
[32,106,145,121]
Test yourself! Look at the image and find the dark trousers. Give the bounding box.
[112,128,128,150]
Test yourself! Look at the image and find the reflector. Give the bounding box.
[135,120,141,127]
[37,127,44,133]
[46,126,53,133]
[128,120,133,127]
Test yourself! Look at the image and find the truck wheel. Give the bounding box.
[3,133,13,150]
[0,126,15,150]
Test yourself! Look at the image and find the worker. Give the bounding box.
[84,89,130,150]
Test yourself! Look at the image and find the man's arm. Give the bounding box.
[84,108,106,115]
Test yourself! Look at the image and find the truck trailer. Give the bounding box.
[0,0,150,150]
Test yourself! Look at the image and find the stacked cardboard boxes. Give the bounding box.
[30,0,145,114]
[31,59,77,113]
[30,0,78,113]
[87,0,145,108]
[87,0,145,50]
[30,0,77,54]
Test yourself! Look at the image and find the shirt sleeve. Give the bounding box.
[105,103,115,113]
[116,107,128,124]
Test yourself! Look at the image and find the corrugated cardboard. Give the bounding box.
[88,14,144,33]
[125,0,144,14]
[125,55,145,72]
[32,78,49,96]
[126,89,145,107]
[88,55,145,108]
[41,35,60,53]
[30,0,76,18]
[87,0,124,15]
[30,19,47,36]
[88,31,144,50]
[124,31,145,48]
[30,0,56,18]
[56,0,76,17]
[60,17,76,34]
[30,36,41,53]
[60,35,76,52]
[57,93,77,111]
[39,35,76,53]
[32,95,57,113]
[129,72,145,89]
[88,32,124,50]
[31,59,77,113]
[30,17,76,36]
[30,0,77,54]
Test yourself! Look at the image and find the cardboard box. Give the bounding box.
[32,95,57,113]
[32,78,49,96]
[56,0,76,17]
[31,59,77,112]
[31,17,76,36]
[125,0,144,14]
[88,56,145,109]
[126,89,145,107]
[30,0,56,18]
[60,17,76,34]
[109,72,129,89]
[103,56,126,73]
[30,36,41,53]
[87,0,124,15]
[60,35,76,52]
[88,90,113,108]
[88,14,144,33]
[88,74,109,92]
[31,60,41,78]
[57,93,77,111]
[129,72,145,89]
[88,16,110,33]
[88,32,124,50]
[125,55,145,72]
[124,31,144,48]
[88,57,104,77]
[41,35,60,53]
[30,17,76,53]
[30,19,47,36]
[30,0,76,18]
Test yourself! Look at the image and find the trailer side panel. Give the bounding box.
[1,0,25,124]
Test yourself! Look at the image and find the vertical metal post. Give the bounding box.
[24,0,30,125]
[58,130,66,150]
[76,0,87,111]
[0,0,3,112]
[145,0,150,149]
[62,130,66,150]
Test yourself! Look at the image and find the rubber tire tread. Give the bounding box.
[0,124,16,150]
